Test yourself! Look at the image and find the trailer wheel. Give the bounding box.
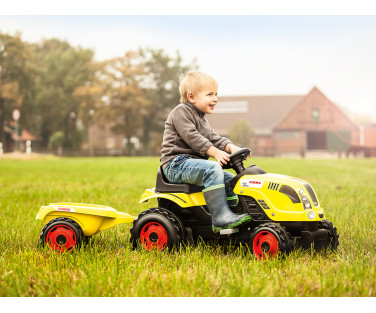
[251,223,292,260]
[130,207,183,251]
[318,219,339,250]
[40,217,83,253]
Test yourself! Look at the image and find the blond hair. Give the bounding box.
[179,71,218,103]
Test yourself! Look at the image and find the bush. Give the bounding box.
[49,131,65,151]
[227,121,255,147]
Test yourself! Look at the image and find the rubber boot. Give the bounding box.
[227,196,238,208]
[203,186,251,233]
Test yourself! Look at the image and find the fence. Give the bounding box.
[2,144,376,158]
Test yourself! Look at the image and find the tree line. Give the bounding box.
[0,31,197,155]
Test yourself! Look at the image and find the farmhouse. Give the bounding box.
[207,87,367,156]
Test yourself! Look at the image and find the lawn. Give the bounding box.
[0,156,375,296]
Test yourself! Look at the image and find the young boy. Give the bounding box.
[160,71,251,233]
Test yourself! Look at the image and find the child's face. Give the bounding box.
[187,87,218,114]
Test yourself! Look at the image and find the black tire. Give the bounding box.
[318,219,339,250]
[251,222,292,259]
[130,207,184,251]
[83,236,92,245]
[40,217,84,253]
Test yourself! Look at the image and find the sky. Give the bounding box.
[1,2,376,122]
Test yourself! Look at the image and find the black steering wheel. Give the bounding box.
[223,148,251,173]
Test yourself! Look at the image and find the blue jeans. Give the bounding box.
[163,155,237,200]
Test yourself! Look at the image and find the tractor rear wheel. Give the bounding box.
[130,207,184,251]
[40,217,84,253]
[251,223,292,260]
[318,219,339,250]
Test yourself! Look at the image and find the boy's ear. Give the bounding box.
[187,93,195,103]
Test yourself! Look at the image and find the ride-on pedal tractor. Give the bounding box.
[36,148,339,259]
[130,148,339,259]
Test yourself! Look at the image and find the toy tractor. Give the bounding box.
[36,148,339,259]
[130,148,339,259]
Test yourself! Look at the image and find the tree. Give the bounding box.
[227,121,255,148]
[139,48,197,154]
[32,38,95,148]
[95,51,150,155]
[72,80,103,150]
[0,32,34,150]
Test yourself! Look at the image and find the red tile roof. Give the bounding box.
[207,94,304,135]
[4,121,42,141]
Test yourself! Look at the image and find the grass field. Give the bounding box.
[0,156,376,297]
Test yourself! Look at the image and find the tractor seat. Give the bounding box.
[155,166,204,194]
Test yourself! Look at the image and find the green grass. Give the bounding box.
[1,156,376,296]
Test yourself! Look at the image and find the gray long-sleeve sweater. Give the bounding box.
[160,102,232,166]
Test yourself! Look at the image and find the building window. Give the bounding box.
[105,137,116,149]
[275,131,301,139]
[214,101,248,113]
[312,109,320,122]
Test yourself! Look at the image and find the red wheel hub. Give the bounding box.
[46,225,77,253]
[252,230,279,260]
[140,222,168,251]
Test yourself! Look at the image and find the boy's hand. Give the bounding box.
[214,150,230,166]
[206,146,230,166]
[226,144,252,158]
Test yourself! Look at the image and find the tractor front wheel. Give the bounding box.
[40,217,84,253]
[130,207,184,251]
[251,223,292,260]
[318,219,339,250]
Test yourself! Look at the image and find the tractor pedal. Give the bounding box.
[219,228,239,235]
